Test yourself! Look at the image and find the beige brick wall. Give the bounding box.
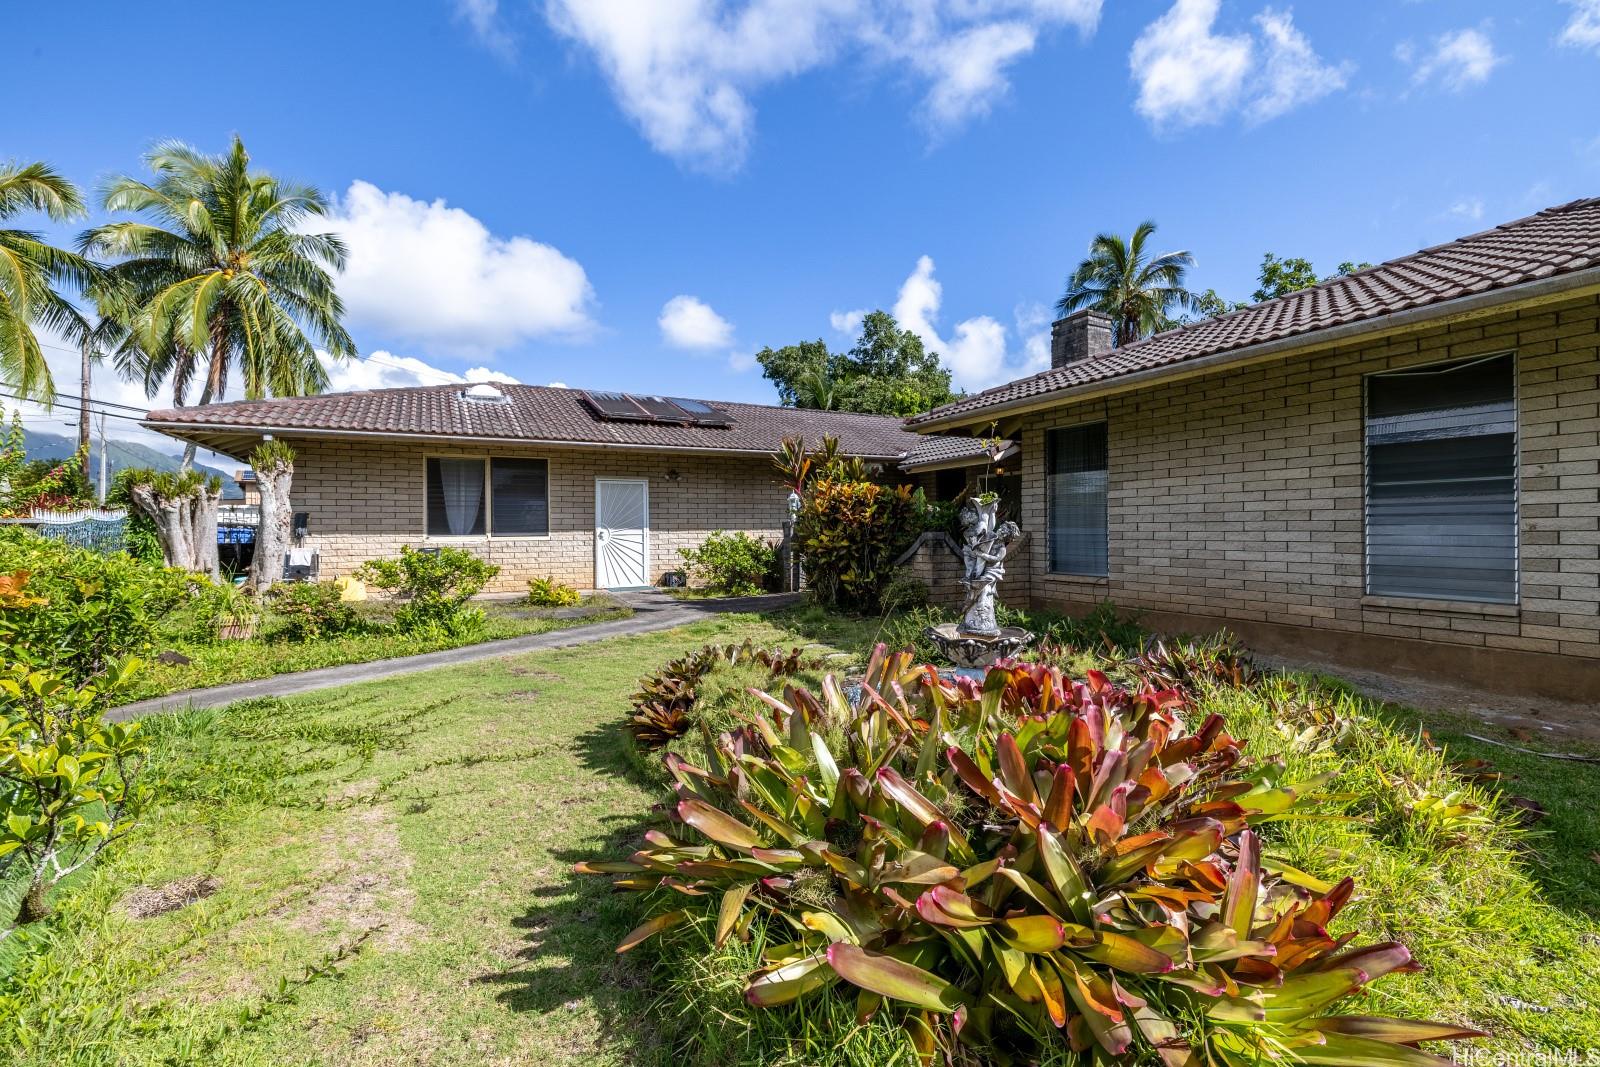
[281,439,790,592]
[1019,293,1600,663]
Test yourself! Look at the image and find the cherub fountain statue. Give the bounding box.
[925,493,1035,670]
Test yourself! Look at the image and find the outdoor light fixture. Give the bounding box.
[787,490,802,514]
[665,468,681,482]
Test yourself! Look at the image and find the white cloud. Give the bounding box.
[829,308,867,337]
[318,180,596,357]
[454,0,516,59]
[1130,1,1345,129]
[658,294,735,349]
[890,256,1046,392]
[542,0,1101,171]
[1246,8,1350,122]
[1403,27,1502,91]
[316,350,519,393]
[1130,0,1253,128]
[1447,196,1486,222]
[727,350,758,372]
[547,381,569,388]
[1560,0,1600,52]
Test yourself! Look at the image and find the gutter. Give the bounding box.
[138,421,915,464]
[910,267,1600,432]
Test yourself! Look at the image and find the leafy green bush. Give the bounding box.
[678,531,778,596]
[527,574,583,607]
[0,658,149,929]
[266,581,364,642]
[0,527,189,684]
[796,479,917,613]
[105,468,163,564]
[584,649,1481,1065]
[356,546,499,636]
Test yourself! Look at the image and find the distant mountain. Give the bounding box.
[21,430,243,500]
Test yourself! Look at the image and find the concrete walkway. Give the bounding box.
[110,591,802,721]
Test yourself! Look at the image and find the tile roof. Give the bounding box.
[912,196,1600,427]
[899,434,1015,470]
[145,383,927,460]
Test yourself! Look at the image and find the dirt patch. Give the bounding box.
[1258,654,1600,746]
[284,799,423,951]
[117,874,221,919]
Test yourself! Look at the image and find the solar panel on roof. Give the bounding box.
[667,397,733,427]
[634,395,691,421]
[580,390,732,427]
[583,391,650,420]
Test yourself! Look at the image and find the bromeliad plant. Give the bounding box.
[627,640,817,751]
[583,648,1483,1065]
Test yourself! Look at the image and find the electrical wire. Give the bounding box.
[0,391,149,423]
[32,336,472,387]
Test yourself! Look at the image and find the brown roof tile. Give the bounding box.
[912,196,1600,427]
[145,383,927,460]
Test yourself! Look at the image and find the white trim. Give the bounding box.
[594,477,651,589]
[912,268,1600,432]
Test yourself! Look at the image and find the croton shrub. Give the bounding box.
[582,647,1482,1065]
[795,478,917,614]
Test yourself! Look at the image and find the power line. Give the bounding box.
[0,392,149,424]
[33,335,476,387]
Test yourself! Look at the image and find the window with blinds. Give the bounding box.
[1046,423,1109,576]
[1365,353,1517,603]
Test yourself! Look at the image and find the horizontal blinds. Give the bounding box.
[491,458,549,536]
[1365,355,1517,603]
[1047,424,1109,576]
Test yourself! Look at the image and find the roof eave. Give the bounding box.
[911,266,1600,433]
[140,421,914,464]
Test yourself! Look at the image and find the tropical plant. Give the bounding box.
[795,478,918,613]
[266,580,362,642]
[1133,632,1259,694]
[0,162,95,403]
[82,137,357,467]
[0,658,149,929]
[0,411,92,516]
[756,312,956,417]
[0,527,188,685]
[679,531,778,596]
[356,546,498,636]
[527,575,583,607]
[1057,221,1196,346]
[628,640,815,751]
[584,650,1484,1064]
[120,467,222,577]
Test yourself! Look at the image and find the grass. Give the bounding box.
[5,605,1598,1064]
[119,595,633,705]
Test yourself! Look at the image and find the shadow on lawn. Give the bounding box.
[472,717,669,1062]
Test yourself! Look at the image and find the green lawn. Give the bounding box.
[4,608,1597,1064]
[119,595,633,705]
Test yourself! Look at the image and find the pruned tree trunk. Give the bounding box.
[250,449,295,591]
[128,478,221,577]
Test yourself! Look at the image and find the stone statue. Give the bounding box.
[925,493,1034,670]
[957,496,1020,637]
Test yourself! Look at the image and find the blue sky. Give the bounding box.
[9,1,1600,448]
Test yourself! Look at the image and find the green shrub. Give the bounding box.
[105,469,163,564]
[0,527,189,685]
[266,581,364,642]
[796,479,917,613]
[678,531,778,596]
[0,658,149,929]
[356,546,498,636]
[584,650,1481,1065]
[527,574,583,607]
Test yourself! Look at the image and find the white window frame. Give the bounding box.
[422,454,551,540]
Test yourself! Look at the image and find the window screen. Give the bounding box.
[1046,423,1109,576]
[491,458,549,536]
[426,458,486,536]
[1365,354,1517,603]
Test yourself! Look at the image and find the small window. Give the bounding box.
[1365,354,1517,603]
[427,458,486,536]
[491,458,549,536]
[1046,423,1108,576]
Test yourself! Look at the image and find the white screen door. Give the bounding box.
[595,478,650,589]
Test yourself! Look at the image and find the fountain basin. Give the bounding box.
[925,622,1036,669]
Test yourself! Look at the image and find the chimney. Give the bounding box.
[1050,309,1113,368]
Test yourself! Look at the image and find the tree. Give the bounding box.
[756,311,956,417]
[1190,256,1380,321]
[82,137,357,467]
[0,163,95,404]
[1057,221,1196,346]
[1188,288,1247,320]
[124,469,222,578]
[248,440,295,591]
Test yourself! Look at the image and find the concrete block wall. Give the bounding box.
[282,439,790,593]
[1016,293,1600,692]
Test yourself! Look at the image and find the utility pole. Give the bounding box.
[96,412,108,504]
[79,335,93,481]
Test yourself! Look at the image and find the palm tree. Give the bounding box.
[1056,221,1196,347]
[82,137,357,466]
[792,366,838,410]
[0,163,95,403]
